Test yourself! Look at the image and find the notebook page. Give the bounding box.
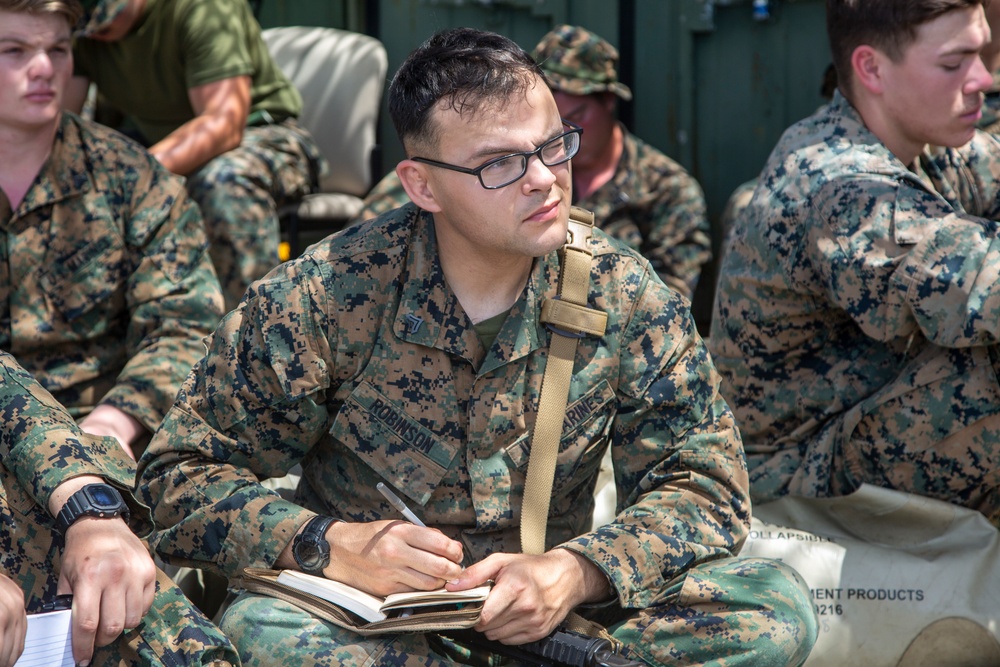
[13,609,73,667]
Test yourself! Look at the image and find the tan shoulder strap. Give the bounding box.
[521,208,619,648]
[521,207,608,555]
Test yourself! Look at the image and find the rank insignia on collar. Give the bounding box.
[404,313,423,334]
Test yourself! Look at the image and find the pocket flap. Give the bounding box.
[329,382,459,505]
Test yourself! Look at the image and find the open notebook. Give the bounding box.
[238,568,491,635]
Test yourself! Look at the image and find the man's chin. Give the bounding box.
[925,124,978,150]
[532,218,570,258]
[948,126,979,149]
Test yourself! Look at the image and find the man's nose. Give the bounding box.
[968,56,994,94]
[521,154,559,192]
[28,51,55,78]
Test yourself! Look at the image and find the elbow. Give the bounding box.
[224,124,245,153]
[212,123,244,156]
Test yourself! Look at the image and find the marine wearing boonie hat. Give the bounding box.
[76,0,130,37]
[531,24,633,101]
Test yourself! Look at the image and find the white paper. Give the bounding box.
[13,609,73,667]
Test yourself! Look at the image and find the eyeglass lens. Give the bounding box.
[479,130,580,188]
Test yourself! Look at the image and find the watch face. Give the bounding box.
[296,542,322,569]
[88,485,120,508]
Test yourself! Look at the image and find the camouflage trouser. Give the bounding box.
[186,118,322,312]
[220,557,818,667]
[0,465,240,667]
[751,343,1000,524]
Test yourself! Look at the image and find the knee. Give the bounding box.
[740,557,819,666]
[633,557,818,667]
[187,155,265,209]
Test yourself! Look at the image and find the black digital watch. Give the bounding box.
[292,515,337,575]
[56,483,129,534]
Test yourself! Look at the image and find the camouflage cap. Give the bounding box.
[532,24,632,101]
[76,0,130,37]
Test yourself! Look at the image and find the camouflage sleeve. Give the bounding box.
[138,259,331,577]
[99,159,224,433]
[0,352,150,531]
[811,175,1000,347]
[948,129,1000,221]
[558,277,749,607]
[639,166,712,299]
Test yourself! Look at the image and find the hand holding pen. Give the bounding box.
[377,482,471,569]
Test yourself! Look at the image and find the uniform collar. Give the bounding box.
[393,208,554,372]
[827,90,958,200]
[14,114,92,221]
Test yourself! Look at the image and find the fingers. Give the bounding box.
[326,520,466,596]
[447,553,503,589]
[60,518,158,663]
[136,565,157,629]
[363,523,463,590]
[398,525,465,582]
[68,582,100,666]
[406,524,465,568]
[476,587,558,644]
[0,576,26,667]
[468,553,577,644]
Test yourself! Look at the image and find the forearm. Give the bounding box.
[0,364,113,499]
[150,115,244,176]
[12,433,139,523]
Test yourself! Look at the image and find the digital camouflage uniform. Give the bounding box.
[0,351,238,666]
[139,204,817,667]
[354,130,710,301]
[709,90,1000,519]
[0,112,222,435]
[75,0,323,311]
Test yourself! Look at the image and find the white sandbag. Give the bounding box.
[742,484,1000,667]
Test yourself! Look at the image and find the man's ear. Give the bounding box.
[397,160,443,213]
[851,44,887,95]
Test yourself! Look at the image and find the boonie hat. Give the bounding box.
[76,0,130,37]
[532,24,632,101]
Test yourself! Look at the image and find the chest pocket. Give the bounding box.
[329,381,460,505]
[39,235,126,325]
[504,379,616,496]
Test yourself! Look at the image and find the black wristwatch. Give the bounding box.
[56,483,129,534]
[292,515,337,575]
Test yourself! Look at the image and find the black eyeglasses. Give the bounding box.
[411,120,583,190]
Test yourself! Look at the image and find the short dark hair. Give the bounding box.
[827,0,985,97]
[388,27,545,155]
[0,0,82,27]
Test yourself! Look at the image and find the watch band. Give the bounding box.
[56,483,129,534]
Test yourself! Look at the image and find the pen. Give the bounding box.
[41,594,73,612]
[377,482,427,527]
